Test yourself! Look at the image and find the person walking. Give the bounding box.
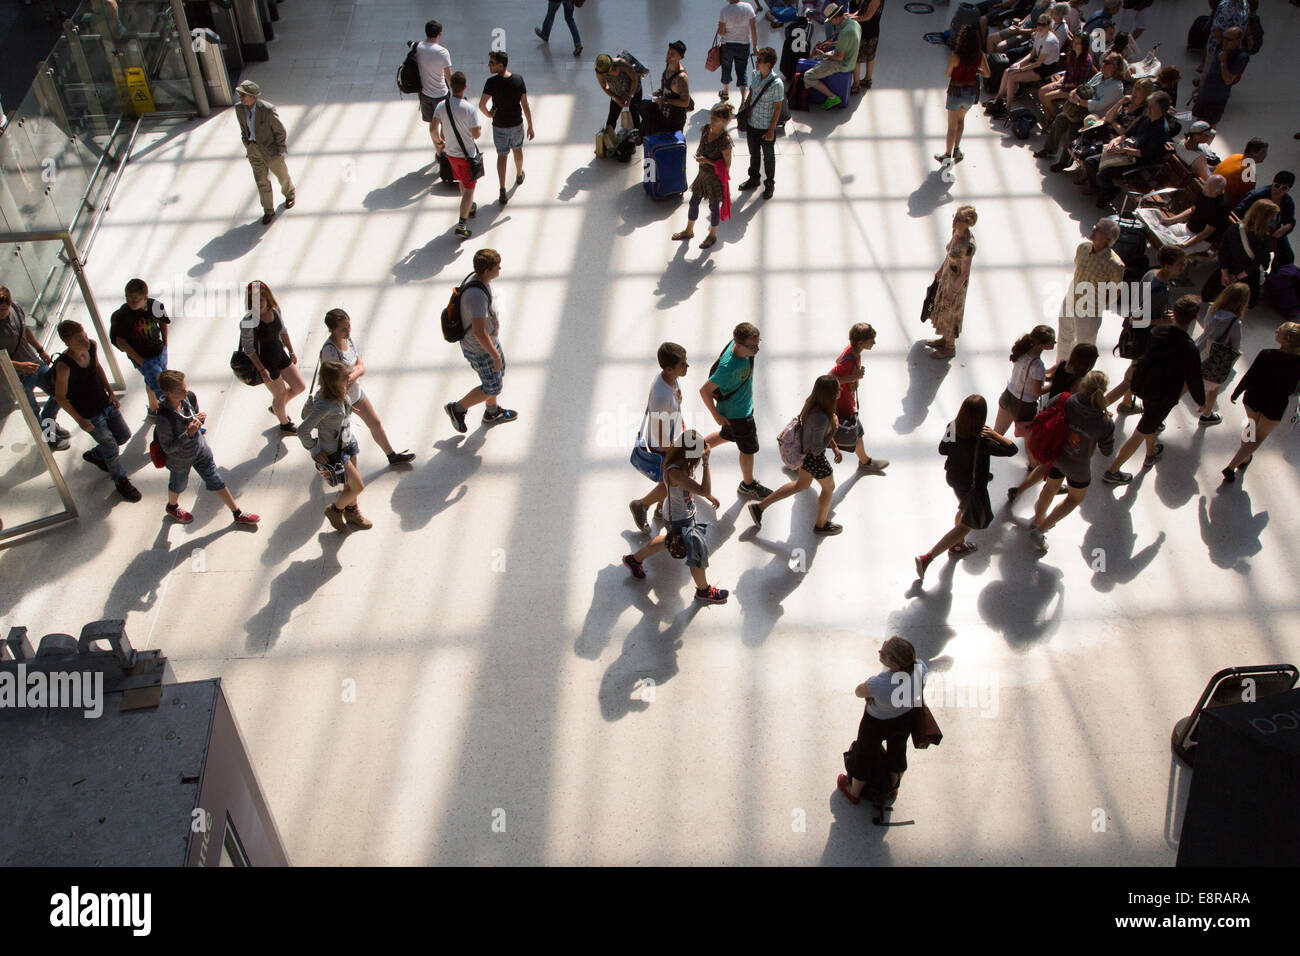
[415,20,454,148]
[937,25,988,165]
[479,51,534,207]
[1204,200,1279,309]
[301,360,371,532]
[1105,246,1186,413]
[234,80,294,226]
[735,46,784,200]
[1008,342,1098,502]
[154,370,259,526]
[1194,282,1248,426]
[109,277,169,418]
[622,432,730,604]
[1026,371,1114,554]
[715,0,758,102]
[240,280,306,434]
[51,320,141,502]
[914,394,1017,579]
[923,205,978,360]
[1221,322,1300,484]
[701,322,772,501]
[432,72,484,240]
[838,636,926,806]
[320,309,415,465]
[672,103,734,250]
[829,322,889,472]
[535,0,582,57]
[1102,295,1205,486]
[992,325,1055,436]
[1056,219,1124,362]
[748,374,845,535]
[444,248,518,432]
[629,342,688,535]
[0,285,68,450]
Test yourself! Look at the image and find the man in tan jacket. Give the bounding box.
[235,80,295,224]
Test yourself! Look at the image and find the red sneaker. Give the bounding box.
[622,554,645,579]
[166,504,194,524]
[837,774,861,805]
[232,510,260,525]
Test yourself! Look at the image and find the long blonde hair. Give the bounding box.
[1076,370,1110,411]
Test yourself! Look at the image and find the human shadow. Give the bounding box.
[189,221,267,277]
[889,558,958,662]
[893,339,950,434]
[392,232,466,283]
[101,523,238,620]
[734,527,818,648]
[1199,489,1267,571]
[1152,418,1203,511]
[258,490,335,567]
[654,241,717,310]
[615,181,681,236]
[209,434,290,507]
[722,185,766,243]
[557,161,607,202]
[906,169,956,219]
[820,789,895,865]
[595,574,697,721]
[363,162,439,210]
[977,543,1065,650]
[244,532,344,653]
[388,434,484,533]
[1078,488,1165,591]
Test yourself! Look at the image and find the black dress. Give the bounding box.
[1232,349,1300,421]
[940,430,1018,529]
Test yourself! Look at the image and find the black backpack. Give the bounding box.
[440,274,490,344]
[397,41,421,96]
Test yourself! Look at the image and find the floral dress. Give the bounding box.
[929,234,975,343]
[690,128,732,201]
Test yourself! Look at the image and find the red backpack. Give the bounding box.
[1026,393,1071,465]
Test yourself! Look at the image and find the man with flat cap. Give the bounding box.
[235,80,295,225]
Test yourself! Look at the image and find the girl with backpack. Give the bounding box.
[1194,282,1247,425]
[1008,342,1098,502]
[320,308,415,464]
[622,431,730,604]
[1027,370,1114,554]
[915,394,1017,580]
[300,360,371,532]
[992,325,1055,436]
[748,374,844,535]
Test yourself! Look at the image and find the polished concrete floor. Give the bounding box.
[3,0,1300,864]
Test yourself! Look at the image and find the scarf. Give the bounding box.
[714,159,732,222]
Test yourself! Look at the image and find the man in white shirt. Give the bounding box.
[629,342,689,534]
[432,72,483,239]
[416,19,453,148]
[716,1,758,101]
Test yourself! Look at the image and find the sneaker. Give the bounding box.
[343,505,373,530]
[387,450,416,464]
[279,421,298,434]
[115,477,142,502]
[1199,413,1222,426]
[762,183,774,200]
[622,553,646,579]
[483,406,518,425]
[232,510,260,525]
[82,450,109,473]
[748,502,763,528]
[324,505,347,531]
[694,585,729,604]
[738,176,761,190]
[1102,470,1132,485]
[1049,160,1070,173]
[47,436,70,451]
[454,223,472,239]
[574,44,582,57]
[737,480,773,500]
[285,196,295,210]
[166,503,193,523]
[261,212,274,225]
[914,553,932,581]
[444,401,467,433]
[1220,466,1236,484]
[467,202,478,218]
[952,148,964,163]
[499,188,508,207]
[819,95,842,110]
[836,773,861,806]
[1143,442,1165,467]
[1028,526,1048,554]
[934,152,951,164]
[1116,401,1142,415]
[54,424,71,440]
[534,26,547,42]
[859,457,889,473]
[629,500,650,535]
[813,521,843,535]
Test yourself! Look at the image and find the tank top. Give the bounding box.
[663,463,696,523]
[254,310,286,367]
[56,341,112,419]
[951,55,980,86]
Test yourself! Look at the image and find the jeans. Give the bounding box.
[746,126,776,184]
[167,444,226,495]
[720,43,750,86]
[540,0,580,45]
[17,364,62,437]
[131,347,168,404]
[688,194,721,227]
[87,405,131,481]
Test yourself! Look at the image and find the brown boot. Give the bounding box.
[343,505,373,529]
[324,505,347,531]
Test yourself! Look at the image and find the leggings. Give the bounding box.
[688,194,721,227]
[605,87,644,132]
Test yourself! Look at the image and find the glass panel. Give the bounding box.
[0,353,76,543]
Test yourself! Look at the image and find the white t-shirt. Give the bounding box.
[644,374,682,449]
[865,661,929,720]
[416,40,452,98]
[435,98,482,157]
[718,2,756,43]
[1033,30,1061,67]
[1007,353,1046,401]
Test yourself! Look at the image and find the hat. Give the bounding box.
[235,80,260,97]
[823,2,844,17]
[668,40,686,57]
[1189,120,1213,135]
[594,53,612,73]
[1079,114,1106,132]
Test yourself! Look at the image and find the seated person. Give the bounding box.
[986,0,1049,57]
[1175,121,1219,182]
[1082,0,1122,37]
[1084,90,1174,205]
[1154,64,1180,106]
[803,3,859,110]
[979,0,1036,34]
[1235,171,1296,268]
[1066,75,1153,175]
[1149,173,1231,254]
[1038,52,1126,167]
[984,15,1060,117]
[595,53,644,138]
[1038,31,1095,121]
[1046,2,1071,48]
[1214,138,1270,207]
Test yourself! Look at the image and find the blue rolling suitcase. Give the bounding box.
[643,131,687,199]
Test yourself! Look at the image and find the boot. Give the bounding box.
[343,504,373,529]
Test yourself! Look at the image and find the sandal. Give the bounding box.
[700,235,717,250]
[672,230,694,241]
[850,84,862,94]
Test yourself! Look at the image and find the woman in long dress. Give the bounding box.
[925,205,978,360]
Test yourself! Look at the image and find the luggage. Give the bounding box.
[1267,264,1300,318]
[948,2,981,47]
[789,70,810,111]
[984,53,1009,97]
[798,57,851,107]
[780,15,813,86]
[1007,107,1037,139]
[1111,215,1150,284]
[1244,13,1263,54]
[1187,14,1211,52]
[643,131,687,199]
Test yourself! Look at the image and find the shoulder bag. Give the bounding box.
[630,398,667,482]
[445,100,486,180]
[737,74,777,130]
[910,665,943,749]
[1201,317,1241,385]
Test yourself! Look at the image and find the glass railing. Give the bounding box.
[0,353,78,546]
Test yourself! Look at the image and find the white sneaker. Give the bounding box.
[1028,526,1048,555]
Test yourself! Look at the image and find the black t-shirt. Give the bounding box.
[1189,192,1231,241]
[482,73,527,128]
[57,341,112,419]
[110,298,169,360]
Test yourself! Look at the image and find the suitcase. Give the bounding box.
[643,131,687,199]
[780,15,813,86]
[1112,215,1150,284]
[948,2,982,47]
[798,57,851,108]
[1186,14,1211,52]
[984,52,1009,96]
[1267,264,1300,318]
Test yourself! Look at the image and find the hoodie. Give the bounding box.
[1054,394,1115,484]
[1133,324,1205,407]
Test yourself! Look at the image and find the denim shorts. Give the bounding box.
[168,445,227,494]
[946,84,978,112]
[668,517,709,569]
[492,124,525,154]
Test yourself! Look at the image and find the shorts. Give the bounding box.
[338,437,360,464]
[719,415,760,455]
[1136,398,1177,436]
[131,348,168,402]
[447,154,479,187]
[998,388,1038,423]
[463,343,505,396]
[1047,466,1090,490]
[803,59,846,83]
[946,84,978,112]
[668,517,710,569]
[801,450,833,479]
[420,92,446,123]
[1033,62,1059,80]
[492,124,525,154]
[167,445,226,495]
[258,345,290,381]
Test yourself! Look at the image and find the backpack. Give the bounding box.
[777,417,804,469]
[1244,14,1263,55]
[397,41,421,95]
[1008,107,1036,140]
[1026,393,1071,465]
[441,274,490,344]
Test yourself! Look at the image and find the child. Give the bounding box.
[992,325,1054,436]
[109,277,169,417]
[154,370,259,525]
[300,360,371,531]
[1195,282,1248,425]
[622,430,729,604]
[829,323,889,472]
[749,374,845,535]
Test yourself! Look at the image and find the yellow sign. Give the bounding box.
[124,67,156,115]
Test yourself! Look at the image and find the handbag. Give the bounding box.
[1098,143,1137,172]
[662,466,689,558]
[920,275,939,323]
[1062,83,1093,124]
[910,667,943,749]
[705,34,722,72]
[618,107,634,131]
[1201,318,1240,384]
[149,438,167,468]
[445,99,485,180]
[834,412,861,452]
